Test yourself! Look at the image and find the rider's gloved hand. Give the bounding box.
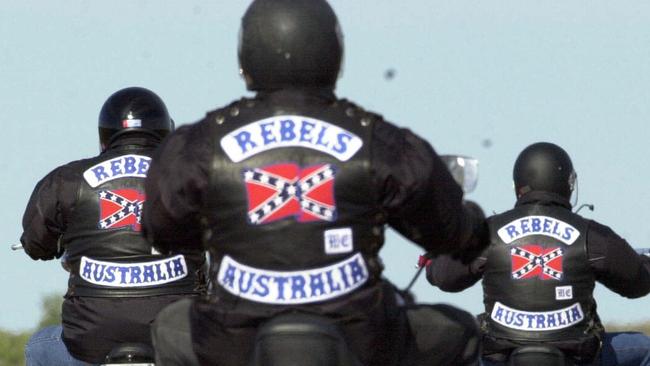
[463,200,485,224]
[452,200,488,264]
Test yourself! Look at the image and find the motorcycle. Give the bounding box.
[439,154,479,194]
[10,246,157,365]
[10,156,481,366]
[249,312,362,366]
[406,155,479,292]
[101,344,155,366]
[503,344,571,366]
[246,155,482,366]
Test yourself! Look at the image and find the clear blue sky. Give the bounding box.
[1,1,649,332]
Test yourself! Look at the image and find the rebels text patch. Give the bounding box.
[220,116,363,162]
[498,216,580,245]
[83,154,151,188]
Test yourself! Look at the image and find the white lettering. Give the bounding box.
[324,228,354,254]
[497,216,580,245]
[79,255,188,287]
[555,285,574,300]
[83,154,151,187]
[217,253,369,305]
[220,116,363,162]
[490,301,584,331]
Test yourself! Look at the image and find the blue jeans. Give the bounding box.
[25,325,92,366]
[481,332,650,366]
[600,332,650,366]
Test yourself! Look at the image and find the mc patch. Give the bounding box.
[324,228,353,254]
[555,285,573,300]
[243,163,337,225]
[511,244,563,281]
[98,189,145,231]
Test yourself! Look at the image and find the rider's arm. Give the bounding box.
[426,250,487,292]
[20,166,77,260]
[373,121,487,255]
[143,124,211,254]
[587,221,650,298]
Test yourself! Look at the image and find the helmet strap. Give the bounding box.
[516,185,532,198]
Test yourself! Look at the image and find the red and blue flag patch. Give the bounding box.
[243,163,337,225]
[511,244,563,281]
[98,189,145,231]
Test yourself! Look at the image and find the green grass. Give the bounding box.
[0,329,30,366]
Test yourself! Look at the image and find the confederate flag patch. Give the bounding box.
[511,244,564,281]
[98,189,145,232]
[242,163,337,225]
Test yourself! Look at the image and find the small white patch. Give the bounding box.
[324,228,353,254]
[122,118,142,128]
[555,285,573,300]
[220,115,363,162]
[497,215,580,245]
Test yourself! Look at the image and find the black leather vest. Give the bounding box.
[63,146,204,297]
[200,96,386,305]
[482,203,597,341]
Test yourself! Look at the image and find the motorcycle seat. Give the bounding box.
[250,312,361,366]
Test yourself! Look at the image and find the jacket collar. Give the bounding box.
[515,191,572,210]
[256,88,337,105]
[104,135,160,152]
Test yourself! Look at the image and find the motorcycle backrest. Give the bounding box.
[101,343,155,366]
[508,345,571,366]
[250,312,362,366]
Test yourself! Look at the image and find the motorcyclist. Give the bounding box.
[142,0,487,365]
[21,87,206,365]
[427,142,650,365]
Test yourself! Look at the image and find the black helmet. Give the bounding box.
[98,87,174,151]
[238,0,343,91]
[513,142,577,199]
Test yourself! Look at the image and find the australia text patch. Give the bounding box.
[217,253,369,305]
[491,301,584,331]
[79,255,188,288]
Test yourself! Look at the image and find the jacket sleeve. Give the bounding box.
[426,249,487,292]
[142,124,211,254]
[373,121,488,255]
[20,166,76,260]
[587,220,650,298]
